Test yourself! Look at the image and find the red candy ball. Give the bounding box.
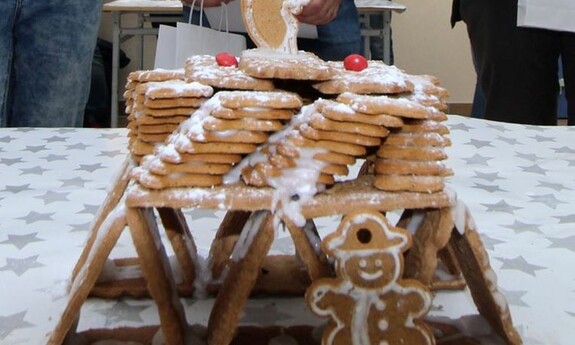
[215,52,238,67]
[343,54,368,71]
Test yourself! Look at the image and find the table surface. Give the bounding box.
[102,0,405,12]
[0,115,574,345]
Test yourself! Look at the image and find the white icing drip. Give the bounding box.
[267,146,326,227]
[404,210,425,234]
[230,210,268,261]
[97,259,143,283]
[303,219,322,255]
[450,194,468,235]
[192,254,211,299]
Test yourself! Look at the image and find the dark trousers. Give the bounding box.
[457,0,575,125]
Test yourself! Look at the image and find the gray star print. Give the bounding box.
[0,136,13,143]
[496,136,519,145]
[527,193,567,209]
[77,204,101,216]
[77,163,105,173]
[496,256,545,276]
[514,152,540,162]
[547,235,575,252]
[501,220,543,235]
[0,311,35,340]
[519,164,548,175]
[473,171,504,182]
[0,255,45,276]
[555,145,575,154]
[0,157,24,166]
[98,150,124,158]
[472,182,506,193]
[42,154,68,162]
[462,153,491,166]
[36,191,70,205]
[43,135,67,143]
[69,221,92,232]
[467,138,494,149]
[66,142,90,150]
[16,211,55,224]
[554,214,575,224]
[537,180,568,192]
[479,234,505,250]
[448,123,473,132]
[499,288,529,307]
[60,176,90,188]
[19,166,47,175]
[24,145,48,153]
[0,233,44,249]
[480,200,522,213]
[95,300,149,326]
[3,184,31,193]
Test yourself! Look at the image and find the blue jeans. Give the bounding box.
[0,0,102,127]
[314,0,362,61]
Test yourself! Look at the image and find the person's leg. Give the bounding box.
[315,0,362,61]
[0,0,17,127]
[560,32,575,126]
[469,49,485,118]
[9,0,101,127]
[460,0,560,125]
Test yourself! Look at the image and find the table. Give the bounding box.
[1,116,574,344]
[103,0,183,128]
[355,0,406,63]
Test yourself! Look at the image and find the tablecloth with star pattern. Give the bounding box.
[0,115,574,345]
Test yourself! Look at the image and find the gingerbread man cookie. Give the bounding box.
[306,210,435,345]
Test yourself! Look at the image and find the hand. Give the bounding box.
[296,0,342,25]
[181,0,234,8]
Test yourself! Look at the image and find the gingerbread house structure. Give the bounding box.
[45,0,523,344]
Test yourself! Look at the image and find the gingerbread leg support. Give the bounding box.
[208,210,252,281]
[283,218,332,281]
[157,207,198,295]
[398,208,465,290]
[47,205,128,345]
[448,206,523,345]
[207,211,276,345]
[70,158,133,286]
[127,207,187,345]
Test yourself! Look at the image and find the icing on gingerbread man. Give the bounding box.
[306,210,435,345]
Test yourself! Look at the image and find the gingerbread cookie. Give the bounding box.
[239,49,334,81]
[306,210,434,345]
[185,54,275,91]
[316,99,404,128]
[313,60,414,95]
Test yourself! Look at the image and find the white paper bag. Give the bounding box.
[153,5,247,70]
[518,0,575,33]
[154,25,178,69]
[174,21,246,68]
